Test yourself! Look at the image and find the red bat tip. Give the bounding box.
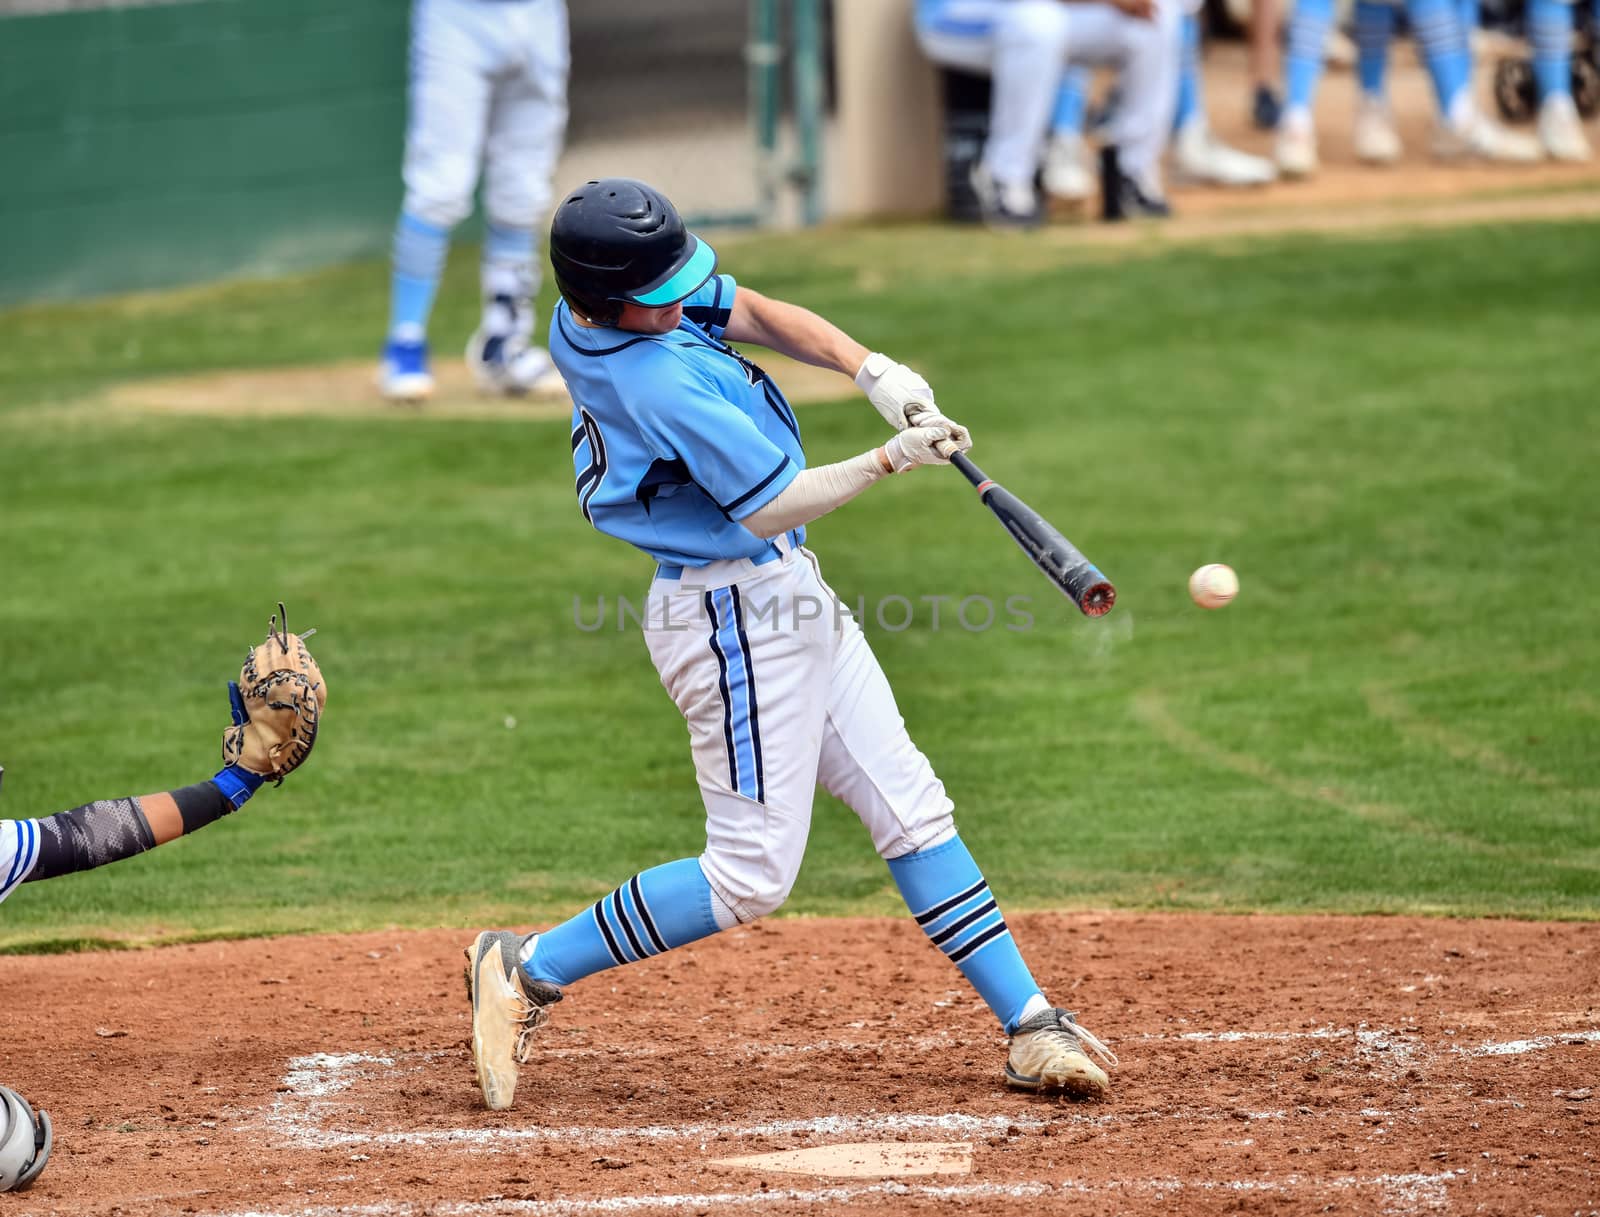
[1080,583,1117,617]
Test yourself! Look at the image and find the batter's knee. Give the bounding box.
[699,845,801,923]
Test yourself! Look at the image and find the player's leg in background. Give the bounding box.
[1168,8,1280,185]
[983,0,1076,223]
[913,1,1044,225]
[1042,69,1096,203]
[382,0,495,401]
[1278,0,1337,173]
[1458,0,1481,59]
[810,588,1113,1098]
[1528,0,1593,157]
[473,0,571,394]
[1249,0,1286,127]
[1410,0,1543,155]
[1058,0,1182,218]
[1350,0,1405,161]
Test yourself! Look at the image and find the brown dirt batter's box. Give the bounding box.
[5,912,1597,1215]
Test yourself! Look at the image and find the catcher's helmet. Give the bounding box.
[0,1086,52,1193]
[549,178,717,326]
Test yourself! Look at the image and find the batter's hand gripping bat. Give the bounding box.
[910,410,1116,617]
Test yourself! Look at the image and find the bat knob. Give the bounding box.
[1080,583,1117,618]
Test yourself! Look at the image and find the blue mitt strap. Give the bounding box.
[212,764,265,809]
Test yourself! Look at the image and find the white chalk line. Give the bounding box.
[197,1170,1466,1217]
[258,1025,1597,1151]
[513,1024,1600,1060]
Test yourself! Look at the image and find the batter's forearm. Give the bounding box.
[741,449,894,537]
[724,289,869,377]
[24,780,237,883]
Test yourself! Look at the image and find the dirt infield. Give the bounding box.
[5,913,1596,1215]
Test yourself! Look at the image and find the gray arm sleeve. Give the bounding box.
[741,450,888,538]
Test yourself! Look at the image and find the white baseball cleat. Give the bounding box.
[1431,109,1543,163]
[1005,1008,1117,1100]
[1274,111,1320,179]
[467,330,561,396]
[1172,119,1278,186]
[464,931,563,1110]
[1538,96,1593,162]
[1042,131,1095,202]
[1352,95,1403,164]
[378,337,434,403]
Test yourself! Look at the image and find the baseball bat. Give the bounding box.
[907,409,1115,616]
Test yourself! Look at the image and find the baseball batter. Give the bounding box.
[380,0,570,401]
[465,177,1118,1112]
[914,0,1183,223]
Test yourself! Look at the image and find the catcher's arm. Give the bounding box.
[13,605,326,886]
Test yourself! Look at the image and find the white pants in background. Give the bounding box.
[917,0,1181,185]
[402,0,570,230]
[643,546,956,925]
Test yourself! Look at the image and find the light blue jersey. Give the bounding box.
[550,274,806,570]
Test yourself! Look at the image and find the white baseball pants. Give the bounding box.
[643,545,956,925]
[918,0,1181,185]
[402,0,569,230]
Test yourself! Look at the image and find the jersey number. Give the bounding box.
[573,408,609,523]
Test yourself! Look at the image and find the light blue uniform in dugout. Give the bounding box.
[550,274,805,574]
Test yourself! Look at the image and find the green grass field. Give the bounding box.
[2,218,1597,951]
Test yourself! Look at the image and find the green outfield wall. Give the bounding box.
[0,0,410,309]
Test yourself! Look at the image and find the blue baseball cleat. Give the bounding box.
[379,336,434,402]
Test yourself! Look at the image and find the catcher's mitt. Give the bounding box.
[222,603,327,783]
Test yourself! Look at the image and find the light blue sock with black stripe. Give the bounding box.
[887,833,1044,1034]
[1174,14,1205,131]
[1408,0,1473,116]
[1285,0,1336,113]
[1528,0,1574,101]
[1355,1,1396,95]
[1051,68,1090,135]
[389,211,451,339]
[521,857,721,987]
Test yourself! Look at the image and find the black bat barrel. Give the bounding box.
[951,453,1116,617]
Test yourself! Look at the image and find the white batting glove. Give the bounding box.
[906,406,973,454]
[855,352,934,432]
[883,424,955,471]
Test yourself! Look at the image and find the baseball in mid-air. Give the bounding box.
[1189,563,1239,610]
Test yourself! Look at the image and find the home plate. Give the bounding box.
[709,1141,973,1179]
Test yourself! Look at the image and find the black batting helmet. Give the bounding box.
[549,178,717,326]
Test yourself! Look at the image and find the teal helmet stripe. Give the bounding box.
[627,236,718,307]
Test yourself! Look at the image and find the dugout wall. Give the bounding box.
[0,0,818,309]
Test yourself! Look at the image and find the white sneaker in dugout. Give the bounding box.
[1274,113,1320,178]
[1432,109,1542,162]
[1042,132,1095,202]
[1005,1008,1118,1100]
[1172,120,1278,186]
[1352,95,1403,164]
[464,930,563,1110]
[467,330,561,396]
[1538,96,1593,162]
[970,164,1041,227]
